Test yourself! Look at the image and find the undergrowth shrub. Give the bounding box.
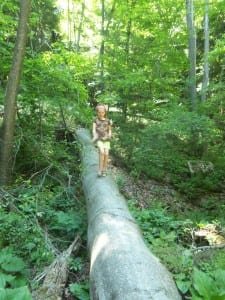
[69,282,89,300]
[0,248,32,300]
[128,199,225,299]
[50,210,86,240]
[191,268,225,300]
[0,209,53,266]
[113,108,225,198]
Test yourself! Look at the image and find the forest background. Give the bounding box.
[0,0,225,299]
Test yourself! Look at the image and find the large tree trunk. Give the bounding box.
[76,128,181,300]
[0,0,31,186]
[186,0,197,110]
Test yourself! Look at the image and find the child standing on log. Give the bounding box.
[92,104,112,177]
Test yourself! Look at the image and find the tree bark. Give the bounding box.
[201,0,210,102]
[186,0,197,110]
[76,1,85,52]
[76,128,181,300]
[67,0,72,47]
[32,236,81,300]
[98,0,116,92]
[0,0,31,186]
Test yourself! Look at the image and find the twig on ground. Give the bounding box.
[32,235,81,300]
[192,244,225,252]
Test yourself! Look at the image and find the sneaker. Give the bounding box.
[97,171,102,177]
[102,171,107,177]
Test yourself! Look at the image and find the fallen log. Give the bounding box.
[76,128,181,300]
[32,236,81,300]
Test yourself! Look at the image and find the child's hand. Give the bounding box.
[92,136,98,143]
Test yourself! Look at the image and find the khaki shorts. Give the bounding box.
[97,140,110,152]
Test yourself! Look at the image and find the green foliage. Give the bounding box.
[0,248,32,299]
[191,268,225,300]
[128,198,225,298]
[176,171,225,199]
[0,251,25,274]
[69,282,89,300]
[30,0,60,51]
[128,200,193,295]
[69,257,84,272]
[105,0,187,113]
[0,209,53,266]
[115,173,126,190]
[1,1,225,299]
[20,47,94,125]
[12,46,95,176]
[113,107,225,198]
[0,0,19,83]
[50,210,86,239]
[0,286,32,300]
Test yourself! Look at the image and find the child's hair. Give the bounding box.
[96,103,107,112]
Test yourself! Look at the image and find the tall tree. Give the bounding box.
[0,0,31,186]
[99,0,105,92]
[186,0,197,109]
[122,0,136,120]
[201,0,210,102]
[98,0,116,92]
[67,0,72,47]
[76,1,85,52]
[30,0,60,51]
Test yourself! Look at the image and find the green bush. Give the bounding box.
[69,282,89,300]
[128,198,225,299]
[0,209,53,266]
[191,268,225,300]
[50,210,86,239]
[113,108,225,198]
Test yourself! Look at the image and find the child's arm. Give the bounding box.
[92,121,98,142]
[108,120,112,139]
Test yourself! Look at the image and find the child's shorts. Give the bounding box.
[97,140,110,152]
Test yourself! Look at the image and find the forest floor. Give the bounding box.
[110,156,225,219]
[110,157,189,213]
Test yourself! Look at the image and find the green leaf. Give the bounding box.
[1,257,25,273]
[211,297,225,300]
[0,250,12,265]
[191,295,203,300]
[4,286,32,300]
[10,275,27,288]
[176,279,191,294]
[193,268,217,299]
[0,288,7,300]
[0,273,15,288]
[69,282,89,300]
[213,269,225,293]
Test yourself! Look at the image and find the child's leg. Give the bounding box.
[103,149,109,173]
[97,141,104,175]
[99,150,104,175]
